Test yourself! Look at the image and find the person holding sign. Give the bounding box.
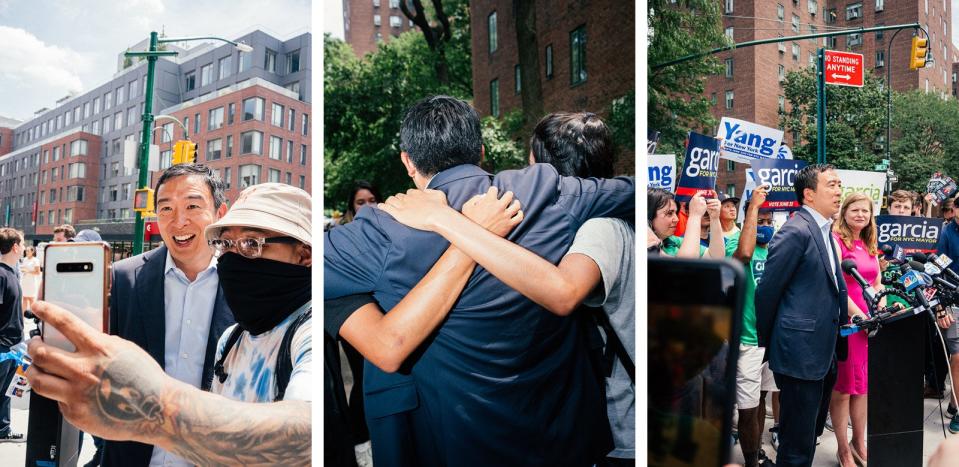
[650,190,723,258]
[756,164,847,467]
[831,193,882,467]
[934,201,959,433]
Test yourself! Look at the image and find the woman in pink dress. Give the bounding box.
[832,192,883,467]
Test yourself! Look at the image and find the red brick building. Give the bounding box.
[35,132,102,236]
[709,0,957,196]
[0,128,12,157]
[343,0,416,57]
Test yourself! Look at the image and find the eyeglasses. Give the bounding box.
[208,236,299,259]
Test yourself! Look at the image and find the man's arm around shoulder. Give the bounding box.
[324,209,393,300]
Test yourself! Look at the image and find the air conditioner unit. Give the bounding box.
[779,43,787,53]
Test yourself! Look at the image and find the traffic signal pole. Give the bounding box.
[133,32,158,256]
[817,48,826,164]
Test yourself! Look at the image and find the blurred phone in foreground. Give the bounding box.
[647,257,745,467]
[40,242,110,351]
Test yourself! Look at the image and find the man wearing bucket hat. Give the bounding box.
[204,182,312,403]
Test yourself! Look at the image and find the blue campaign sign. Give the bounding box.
[749,159,808,212]
[876,215,942,254]
[675,132,721,202]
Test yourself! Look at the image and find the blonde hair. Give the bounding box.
[834,193,878,256]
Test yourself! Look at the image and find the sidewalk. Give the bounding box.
[0,392,97,466]
[730,396,956,466]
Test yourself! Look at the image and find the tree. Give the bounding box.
[889,90,959,191]
[647,0,726,155]
[514,1,544,129]
[399,0,471,91]
[779,67,887,170]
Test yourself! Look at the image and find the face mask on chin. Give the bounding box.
[216,252,311,335]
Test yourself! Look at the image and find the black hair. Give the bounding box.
[529,112,614,178]
[794,163,836,206]
[154,163,227,210]
[341,180,381,224]
[647,188,675,223]
[0,228,22,255]
[399,95,483,176]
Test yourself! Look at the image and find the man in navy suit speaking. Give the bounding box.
[325,96,633,466]
[756,164,848,467]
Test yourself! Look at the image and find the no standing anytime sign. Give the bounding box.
[824,50,864,87]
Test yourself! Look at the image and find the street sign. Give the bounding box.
[824,50,864,87]
[875,164,888,171]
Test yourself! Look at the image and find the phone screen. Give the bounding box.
[647,257,744,467]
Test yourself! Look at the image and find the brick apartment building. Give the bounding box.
[470,0,635,174]
[0,29,311,257]
[709,0,957,196]
[343,0,416,57]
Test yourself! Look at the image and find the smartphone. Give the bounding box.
[647,257,745,467]
[40,242,111,352]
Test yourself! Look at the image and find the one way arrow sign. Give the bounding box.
[824,50,864,87]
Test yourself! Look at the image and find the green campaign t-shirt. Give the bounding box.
[725,231,768,346]
[662,235,707,257]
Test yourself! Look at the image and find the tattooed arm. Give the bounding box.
[25,300,311,466]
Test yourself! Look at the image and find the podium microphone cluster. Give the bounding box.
[841,259,879,307]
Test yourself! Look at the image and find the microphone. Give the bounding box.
[842,259,879,307]
[901,262,948,318]
[929,254,959,284]
[881,244,906,264]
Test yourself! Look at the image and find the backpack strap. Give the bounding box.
[592,307,635,384]
[212,325,245,386]
[274,308,312,401]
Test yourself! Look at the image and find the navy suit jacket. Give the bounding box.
[325,163,633,466]
[755,208,848,381]
[101,245,235,467]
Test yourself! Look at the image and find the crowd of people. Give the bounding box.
[649,164,959,467]
[324,96,635,466]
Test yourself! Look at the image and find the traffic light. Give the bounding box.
[172,140,197,165]
[910,36,928,70]
[133,188,155,214]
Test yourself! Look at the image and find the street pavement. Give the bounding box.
[730,394,958,466]
[0,392,98,466]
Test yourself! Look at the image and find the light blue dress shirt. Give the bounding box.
[803,205,838,287]
[149,252,218,467]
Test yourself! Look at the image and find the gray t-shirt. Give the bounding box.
[566,217,635,459]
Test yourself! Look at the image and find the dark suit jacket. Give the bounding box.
[325,163,633,466]
[755,208,848,381]
[101,245,235,467]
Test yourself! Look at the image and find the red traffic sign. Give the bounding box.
[824,50,864,87]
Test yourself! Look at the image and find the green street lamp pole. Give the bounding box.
[125,32,251,255]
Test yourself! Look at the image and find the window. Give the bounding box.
[809,52,816,66]
[302,114,309,136]
[826,8,837,23]
[223,167,232,189]
[286,81,303,100]
[374,14,382,26]
[67,186,84,202]
[194,113,201,134]
[269,136,282,160]
[109,186,118,202]
[725,90,735,109]
[876,0,884,11]
[725,27,734,41]
[876,27,884,40]
[287,140,294,163]
[200,63,213,86]
[207,139,222,161]
[185,72,196,91]
[219,56,233,79]
[93,97,100,114]
[83,102,90,118]
[228,103,236,125]
[92,120,100,135]
[53,146,60,161]
[299,175,305,190]
[876,51,885,67]
[545,45,554,79]
[488,12,498,53]
[65,111,73,127]
[848,33,862,47]
[777,4,785,20]
[226,135,234,158]
[160,150,172,169]
[116,86,125,105]
[286,172,292,185]
[778,96,786,112]
[809,25,818,43]
[63,209,72,224]
[490,79,500,117]
[724,0,734,13]
[243,97,264,121]
[111,161,120,177]
[272,103,284,127]
[239,51,252,72]
[389,0,399,7]
[239,164,260,188]
[70,140,87,156]
[726,160,735,171]
[846,2,863,20]
[241,130,262,155]
[269,169,281,183]
[570,25,587,85]
[128,107,137,126]
[725,58,734,78]
[286,50,300,74]
[265,49,277,73]
[209,107,224,130]
[161,122,173,143]
[792,43,800,61]
[288,109,296,132]
[791,15,800,32]
[514,65,522,94]
[390,16,402,28]
[300,144,308,165]
[808,0,817,14]
[129,79,138,98]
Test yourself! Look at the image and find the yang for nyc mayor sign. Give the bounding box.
[717,117,791,164]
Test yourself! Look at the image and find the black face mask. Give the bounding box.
[216,252,311,335]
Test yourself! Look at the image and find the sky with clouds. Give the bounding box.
[0,0,310,122]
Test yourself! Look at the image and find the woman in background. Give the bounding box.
[19,246,40,311]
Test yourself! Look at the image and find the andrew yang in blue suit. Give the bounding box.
[325,96,633,466]
[756,164,848,467]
